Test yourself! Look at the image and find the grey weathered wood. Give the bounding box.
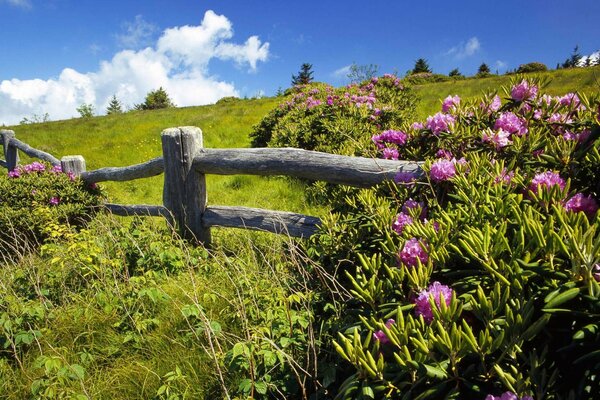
[1,130,19,170]
[61,155,86,176]
[203,205,320,238]
[10,137,60,166]
[0,159,6,168]
[194,148,424,188]
[162,127,209,244]
[104,203,170,218]
[82,157,164,183]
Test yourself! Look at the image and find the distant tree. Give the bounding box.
[291,63,314,85]
[517,62,548,73]
[561,45,582,68]
[448,68,463,78]
[347,63,379,83]
[135,87,175,110]
[106,95,123,115]
[20,113,50,125]
[76,103,95,118]
[475,63,492,77]
[411,58,431,74]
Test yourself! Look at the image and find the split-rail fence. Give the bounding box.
[0,127,423,245]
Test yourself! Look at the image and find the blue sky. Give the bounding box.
[0,0,599,124]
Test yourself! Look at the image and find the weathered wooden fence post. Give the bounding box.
[1,130,19,170]
[161,126,210,245]
[61,155,87,176]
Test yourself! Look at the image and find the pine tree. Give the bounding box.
[561,45,582,68]
[448,68,463,78]
[136,87,176,110]
[291,63,314,85]
[106,95,123,115]
[476,63,491,76]
[411,58,431,74]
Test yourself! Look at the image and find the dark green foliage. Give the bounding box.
[403,72,451,85]
[76,104,94,118]
[215,96,240,105]
[448,68,463,78]
[291,63,314,86]
[476,62,492,77]
[412,58,432,74]
[517,62,548,73]
[105,95,123,115]
[561,45,582,69]
[135,87,175,110]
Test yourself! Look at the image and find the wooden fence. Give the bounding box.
[0,127,424,245]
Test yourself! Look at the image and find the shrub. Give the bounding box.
[308,77,600,398]
[216,96,240,105]
[403,72,452,85]
[517,62,548,73]
[76,103,94,118]
[0,162,103,255]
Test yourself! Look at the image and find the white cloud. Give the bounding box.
[0,10,270,124]
[116,15,159,49]
[332,65,352,79]
[494,60,508,72]
[579,51,600,66]
[3,0,31,9]
[445,37,481,59]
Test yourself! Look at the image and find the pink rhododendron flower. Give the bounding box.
[441,95,460,113]
[49,197,60,206]
[392,213,413,234]
[398,238,428,267]
[481,95,502,113]
[394,171,416,185]
[430,159,456,182]
[372,319,395,344]
[564,193,599,217]
[7,169,20,178]
[435,149,453,159]
[485,392,533,400]
[23,161,46,173]
[372,130,407,147]
[414,282,453,323]
[425,112,455,135]
[511,80,538,102]
[411,122,424,130]
[494,168,515,185]
[529,171,566,195]
[558,93,581,109]
[482,129,512,150]
[382,148,399,160]
[593,264,600,282]
[494,112,528,136]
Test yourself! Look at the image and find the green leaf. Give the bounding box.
[544,287,580,310]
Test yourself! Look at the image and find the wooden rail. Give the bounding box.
[1,127,424,244]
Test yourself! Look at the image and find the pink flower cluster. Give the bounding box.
[564,193,599,217]
[425,112,455,135]
[430,159,456,182]
[494,168,515,185]
[482,129,512,150]
[372,319,395,344]
[511,80,538,102]
[398,238,429,267]
[442,95,461,113]
[528,171,566,195]
[494,112,528,136]
[392,212,413,234]
[372,130,408,148]
[392,199,426,234]
[414,282,453,323]
[305,97,322,109]
[485,392,533,400]
[480,95,502,113]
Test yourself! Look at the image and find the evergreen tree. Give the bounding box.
[561,45,582,68]
[291,63,314,85]
[136,87,176,110]
[476,63,492,77]
[412,58,431,74]
[106,95,123,115]
[448,68,463,77]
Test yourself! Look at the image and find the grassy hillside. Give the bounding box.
[412,66,600,118]
[8,97,324,217]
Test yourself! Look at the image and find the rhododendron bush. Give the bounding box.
[0,161,103,254]
[305,78,600,399]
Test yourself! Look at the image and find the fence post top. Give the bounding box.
[0,129,15,136]
[161,126,202,138]
[61,155,85,162]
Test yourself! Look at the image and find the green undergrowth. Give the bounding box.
[0,214,329,399]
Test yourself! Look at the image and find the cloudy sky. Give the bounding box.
[0,0,599,124]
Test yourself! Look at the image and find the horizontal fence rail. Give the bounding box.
[0,127,424,244]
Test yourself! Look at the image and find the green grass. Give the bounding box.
[8,98,323,217]
[412,66,600,119]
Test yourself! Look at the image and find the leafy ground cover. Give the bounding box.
[1,67,599,399]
